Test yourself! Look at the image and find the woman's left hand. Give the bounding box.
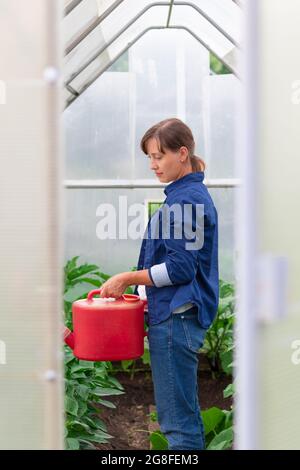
[100,272,130,299]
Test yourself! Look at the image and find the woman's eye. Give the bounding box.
[147,155,162,160]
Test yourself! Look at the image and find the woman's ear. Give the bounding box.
[179,146,189,162]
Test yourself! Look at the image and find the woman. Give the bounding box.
[100,118,219,450]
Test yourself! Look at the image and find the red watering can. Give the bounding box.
[64,289,148,362]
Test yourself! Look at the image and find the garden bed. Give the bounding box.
[95,359,232,451]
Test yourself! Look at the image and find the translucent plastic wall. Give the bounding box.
[235,0,300,450]
[64,29,239,283]
[63,0,241,104]
[203,74,240,179]
[257,0,300,449]
[64,72,133,180]
[130,29,209,178]
[0,0,63,450]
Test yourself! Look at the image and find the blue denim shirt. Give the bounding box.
[134,171,219,328]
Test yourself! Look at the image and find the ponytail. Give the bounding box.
[190,155,205,172]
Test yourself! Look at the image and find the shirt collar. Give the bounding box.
[164,171,204,196]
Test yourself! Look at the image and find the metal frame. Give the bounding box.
[65,0,125,55]
[64,178,242,189]
[65,24,238,106]
[66,1,239,56]
[66,84,79,97]
[64,0,84,17]
[166,0,175,27]
[234,0,258,450]
[65,1,239,90]
[232,0,243,7]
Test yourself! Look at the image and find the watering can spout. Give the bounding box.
[64,327,75,350]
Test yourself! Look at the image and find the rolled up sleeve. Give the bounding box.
[149,263,173,288]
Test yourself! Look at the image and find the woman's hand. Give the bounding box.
[100,272,130,299]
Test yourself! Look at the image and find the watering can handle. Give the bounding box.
[87,288,141,303]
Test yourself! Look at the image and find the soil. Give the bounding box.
[95,357,232,451]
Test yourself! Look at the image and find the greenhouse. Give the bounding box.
[1,0,300,452]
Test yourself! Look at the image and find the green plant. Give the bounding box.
[150,431,169,450]
[64,256,111,330]
[63,256,128,449]
[118,328,151,378]
[64,350,124,449]
[201,383,234,450]
[201,280,235,376]
[148,201,163,218]
[149,384,234,451]
[119,345,151,379]
[149,410,158,422]
[210,53,231,75]
[64,256,135,328]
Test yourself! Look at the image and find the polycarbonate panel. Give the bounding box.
[257,0,300,450]
[64,1,167,84]
[191,0,242,44]
[64,187,235,288]
[66,5,169,93]
[64,29,212,180]
[63,0,241,98]
[64,0,116,46]
[130,29,209,179]
[63,72,133,179]
[0,0,63,450]
[202,74,240,179]
[64,87,75,106]
[169,4,239,73]
[209,187,235,282]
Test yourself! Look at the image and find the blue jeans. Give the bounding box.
[147,306,207,451]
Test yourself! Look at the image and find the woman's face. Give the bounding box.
[146,137,190,183]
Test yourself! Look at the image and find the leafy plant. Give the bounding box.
[150,431,169,450]
[64,256,135,329]
[64,349,124,449]
[149,383,234,451]
[63,256,128,449]
[201,383,234,450]
[201,280,235,376]
[210,53,231,75]
[148,201,163,218]
[118,334,151,378]
[64,256,110,330]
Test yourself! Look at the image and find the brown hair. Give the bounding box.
[140,117,205,172]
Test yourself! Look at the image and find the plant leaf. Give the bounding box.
[207,426,234,450]
[201,407,225,435]
[66,437,80,450]
[223,383,234,399]
[65,396,79,416]
[150,431,168,450]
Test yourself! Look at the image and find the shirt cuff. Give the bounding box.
[149,263,173,288]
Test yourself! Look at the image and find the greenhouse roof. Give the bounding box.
[63,0,242,106]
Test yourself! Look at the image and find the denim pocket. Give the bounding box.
[181,312,207,353]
